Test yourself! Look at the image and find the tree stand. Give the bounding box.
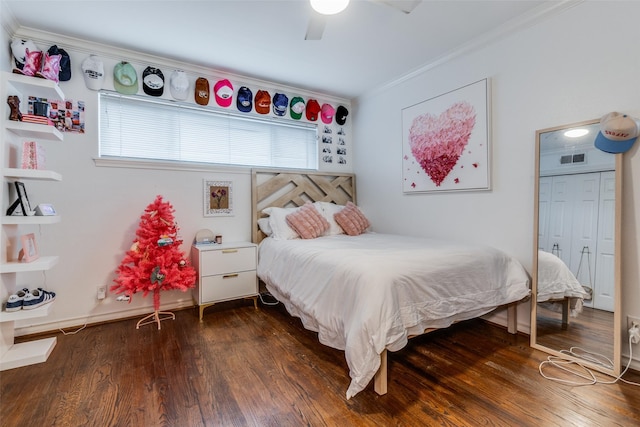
[136,310,175,330]
[136,289,175,330]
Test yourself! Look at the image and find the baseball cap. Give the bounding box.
[335,105,349,125]
[81,55,104,91]
[306,99,321,121]
[47,45,71,81]
[11,38,38,70]
[255,90,271,114]
[272,93,288,116]
[113,62,138,95]
[237,86,253,112]
[289,97,305,120]
[214,79,234,107]
[321,103,335,124]
[195,77,210,105]
[143,66,164,97]
[594,112,640,154]
[170,70,189,100]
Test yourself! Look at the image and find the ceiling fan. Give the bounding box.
[305,0,422,40]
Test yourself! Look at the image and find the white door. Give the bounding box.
[547,175,574,266]
[538,176,552,252]
[594,171,616,311]
[570,173,601,308]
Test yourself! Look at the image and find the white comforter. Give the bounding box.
[536,250,589,316]
[258,233,531,399]
[537,250,588,302]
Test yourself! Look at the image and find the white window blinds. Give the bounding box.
[99,92,318,169]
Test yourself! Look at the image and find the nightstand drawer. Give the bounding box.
[200,271,257,302]
[200,246,256,276]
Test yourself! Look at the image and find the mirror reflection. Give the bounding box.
[533,120,620,374]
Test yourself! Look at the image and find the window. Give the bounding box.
[99,92,318,169]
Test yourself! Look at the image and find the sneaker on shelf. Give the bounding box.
[5,288,30,312]
[23,288,56,310]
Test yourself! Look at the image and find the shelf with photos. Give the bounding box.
[3,168,62,181]
[0,69,62,372]
[4,120,62,141]
[0,255,59,274]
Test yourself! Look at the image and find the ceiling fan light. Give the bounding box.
[310,0,350,15]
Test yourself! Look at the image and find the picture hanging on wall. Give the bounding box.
[204,180,233,217]
[48,99,86,133]
[402,78,491,193]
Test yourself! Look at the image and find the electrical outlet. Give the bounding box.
[97,286,106,300]
[628,315,640,344]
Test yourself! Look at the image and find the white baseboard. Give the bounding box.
[15,299,195,337]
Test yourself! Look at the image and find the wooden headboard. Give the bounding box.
[251,168,356,243]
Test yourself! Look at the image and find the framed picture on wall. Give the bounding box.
[402,78,491,193]
[19,233,39,262]
[204,180,233,217]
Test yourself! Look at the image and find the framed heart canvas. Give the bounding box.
[402,78,491,193]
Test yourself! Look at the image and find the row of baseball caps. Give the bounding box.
[82,55,349,125]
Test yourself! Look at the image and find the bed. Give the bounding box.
[536,250,590,325]
[252,169,531,399]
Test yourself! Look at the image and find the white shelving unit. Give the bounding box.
[0,256,60,274]
[4,121,63,141]
[1,71,63,371]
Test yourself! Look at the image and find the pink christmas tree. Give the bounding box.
[111,195,196,329]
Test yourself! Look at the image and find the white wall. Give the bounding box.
[352,1,640,365]
[0,21,351,334]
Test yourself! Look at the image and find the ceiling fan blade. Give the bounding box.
[305,13,327,40]
[373,0,421,14]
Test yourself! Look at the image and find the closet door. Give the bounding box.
[537,176,552,252]
[594,171,616,311]
[546,175,574,266]
[570,172,600,295]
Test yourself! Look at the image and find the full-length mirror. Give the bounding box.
[532,119,621,376]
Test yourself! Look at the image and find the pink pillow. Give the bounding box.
[286,202,330,239]
[334,201,370,236]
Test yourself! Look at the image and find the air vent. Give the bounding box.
[560,153,586,165]
[560,155,572,164]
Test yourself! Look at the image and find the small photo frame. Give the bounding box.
[19,233,39,263]
[6,181,33,216]
[204,180,233,217]
[16,181,32,214]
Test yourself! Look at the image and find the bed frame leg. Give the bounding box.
[374,349,388,395]
[507,303,517,334]
[561,298,569,329]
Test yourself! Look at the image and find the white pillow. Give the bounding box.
[262,206,300,240]
[314,201,345,236]
[257,217,272,237]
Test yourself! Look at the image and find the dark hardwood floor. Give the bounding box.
[536,305,614,357]
[1,300,639,427]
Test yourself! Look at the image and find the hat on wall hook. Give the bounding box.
[594,112,640,154]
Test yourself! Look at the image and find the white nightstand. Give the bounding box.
[191,242,258,321]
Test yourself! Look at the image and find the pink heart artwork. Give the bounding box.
[408,101,476,186]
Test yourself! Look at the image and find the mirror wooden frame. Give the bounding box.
[530,119,622,376]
